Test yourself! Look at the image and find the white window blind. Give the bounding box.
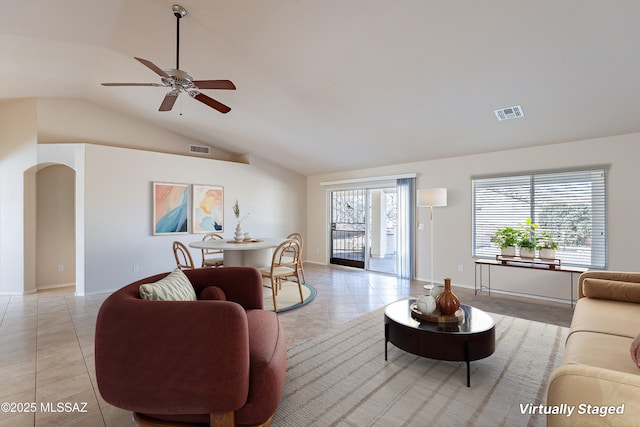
[472,168,608,268]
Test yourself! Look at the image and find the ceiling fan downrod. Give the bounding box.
[173,4,187,70]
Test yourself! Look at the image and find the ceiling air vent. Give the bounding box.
[494,105,524,121]
[189,144,210,155]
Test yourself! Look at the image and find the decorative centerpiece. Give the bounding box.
[430,283,444,300]
[416,293,436,314]
[411,278,463,324]
[232,200,247,242]
[437,278,460,315]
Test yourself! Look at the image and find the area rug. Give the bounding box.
[273,307,568,426]
[263,281,316,312]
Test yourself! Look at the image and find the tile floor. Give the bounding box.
[0,263,574,426]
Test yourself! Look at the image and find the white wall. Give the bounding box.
[0,98,38,294]
[1,97,306,296]
[80,144,305,295]
[37,98,240,162]
[307,134,640,301]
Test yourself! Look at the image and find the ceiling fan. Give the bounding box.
[102,4,236,114]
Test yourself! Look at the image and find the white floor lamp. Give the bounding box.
[417,188,448,288]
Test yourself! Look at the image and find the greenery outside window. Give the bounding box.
[472,168,608,268]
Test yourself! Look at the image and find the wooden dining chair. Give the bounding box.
[259,239,304,312]
[200,232,224,268]
[173,241,195,270]
[286,232,306,284]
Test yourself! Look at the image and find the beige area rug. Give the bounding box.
[263,280,316,312]
[273,306,568,427]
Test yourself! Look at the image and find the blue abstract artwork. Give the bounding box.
[153,183,189,235]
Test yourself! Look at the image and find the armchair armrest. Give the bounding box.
[547,364,640,426]
[95,294,250,415]
[186,267,264,309]
[578,271,640,302]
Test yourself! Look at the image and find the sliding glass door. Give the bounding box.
[329,187,399,275]
[367,188,397,275]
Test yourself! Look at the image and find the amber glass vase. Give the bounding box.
[437,278,460,315]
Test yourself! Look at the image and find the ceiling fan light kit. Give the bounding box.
[102,4,235,114]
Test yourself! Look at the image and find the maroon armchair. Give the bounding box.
[95,267,287,426]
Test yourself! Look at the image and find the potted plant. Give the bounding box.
[494,226,521,257]
[537,231,559,259]
[518,235,537,258]
[518,218,538,258]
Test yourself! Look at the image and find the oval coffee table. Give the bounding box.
[384,298,495,387]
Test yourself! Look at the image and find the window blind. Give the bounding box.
[472,168,608,268]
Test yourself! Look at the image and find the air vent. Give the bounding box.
[494,105,524,121]
[189,144,210,155]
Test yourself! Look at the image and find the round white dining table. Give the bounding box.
[189,237,285,268]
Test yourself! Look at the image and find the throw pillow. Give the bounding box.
[139,269,197,301]
[582,278,640,303]
[199,286,227,301]
[632,331,640,369]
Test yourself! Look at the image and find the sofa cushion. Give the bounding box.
[569,297,640,339]
[199,286,227,301]
[139,269,197,301]
[563,331,639,376]
[582,277,640,303]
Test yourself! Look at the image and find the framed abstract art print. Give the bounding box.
[192,184,224,233]
[153,182,189,235]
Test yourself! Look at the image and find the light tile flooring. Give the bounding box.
[0,263,573,426]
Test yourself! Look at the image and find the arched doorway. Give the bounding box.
[35,164,76,291]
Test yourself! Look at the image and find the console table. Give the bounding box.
[474,258,587,307]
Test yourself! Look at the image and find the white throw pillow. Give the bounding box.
[139,269,197,301]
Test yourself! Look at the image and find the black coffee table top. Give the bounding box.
[384,298,495,334]
[384,298,496,386]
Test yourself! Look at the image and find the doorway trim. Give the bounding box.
[35,144,86,295]
[324,174,416,277]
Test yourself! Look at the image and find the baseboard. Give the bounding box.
[474,287,574,305]
[80,287,123,296]
[413,277,573,305]
[0,289,37,296]
[414,276,447,286]
[37,282,75,291]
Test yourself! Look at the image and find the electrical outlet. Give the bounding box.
[133,265,139,273]
[58,264,64,272]
[458,264,464,272]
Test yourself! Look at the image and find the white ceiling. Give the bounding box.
[3,0,640,175]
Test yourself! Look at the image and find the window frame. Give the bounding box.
[471,166,608,269]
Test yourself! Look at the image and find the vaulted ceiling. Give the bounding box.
[3,1,640,175]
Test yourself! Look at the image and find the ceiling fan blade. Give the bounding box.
[101,83,162,87]
[159,92,179,111]
[191,92,231,114]
[135,57,170,78]
[192,80,236,90]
